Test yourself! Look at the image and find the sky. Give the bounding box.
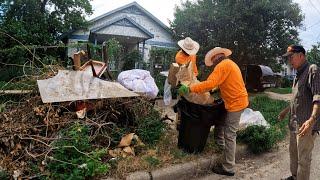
[89,0,320,50]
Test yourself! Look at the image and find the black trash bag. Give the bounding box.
[175,97,226,153]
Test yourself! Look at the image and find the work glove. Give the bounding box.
[178,84,190,96]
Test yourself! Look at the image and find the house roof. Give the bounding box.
[90,1,171,34]
[91,15,154,38]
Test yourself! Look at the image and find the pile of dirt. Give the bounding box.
[0,95,155,178]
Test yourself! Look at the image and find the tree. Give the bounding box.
[171,0,303,71]
[0,0,92,81]
[307,43,320,66]
[0,0,92,46]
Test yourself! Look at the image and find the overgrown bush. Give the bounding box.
[237,125,282,154]
[237,95,289,154]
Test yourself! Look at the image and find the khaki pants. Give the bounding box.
[289,131,317,180]
[216,110,243,172]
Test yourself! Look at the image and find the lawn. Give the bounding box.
[266,87,292,94]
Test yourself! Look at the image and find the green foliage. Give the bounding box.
[154,74,167,97]
[307,42,320,67]
[171,0,303,69]
[238,125,281,154]
[237,95,289,153]
[0,0,92,47]
[281,77,293,88]
[122,50,144,71]
[47,123,109,179]
[136,109,165,145]
[105,38,123,71]
[267,87,292,94]
[149,47,177,72]
[144,156,160,167]
[0,170,9,180]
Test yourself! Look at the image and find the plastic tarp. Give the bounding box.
[258,65,274,76]
[37,70,139,103]
[117,69,159,99]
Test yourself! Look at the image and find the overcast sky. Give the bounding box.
[89,0,320,50]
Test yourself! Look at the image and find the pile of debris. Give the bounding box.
[0,94,157,178]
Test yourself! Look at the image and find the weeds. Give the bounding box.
[46,123,109,179]
[144,156,160,167]
[237,95,289,154]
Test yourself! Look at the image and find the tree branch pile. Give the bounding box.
[0,95,156,177]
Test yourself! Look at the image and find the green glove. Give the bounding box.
[178,84,190,96]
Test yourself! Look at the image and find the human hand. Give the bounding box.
[178,84,190,96]
[298,118,315,136]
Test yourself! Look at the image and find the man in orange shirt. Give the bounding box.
[178,47,249,176]
[175,37,199,77]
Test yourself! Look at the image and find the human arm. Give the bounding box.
[190,62,229,93]
[298,65,320,136]
[298,103,320,136]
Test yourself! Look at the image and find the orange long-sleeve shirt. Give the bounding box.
[175,50,198,77]
[190,59,248,112]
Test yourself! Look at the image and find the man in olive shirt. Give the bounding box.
[278,45,320,180]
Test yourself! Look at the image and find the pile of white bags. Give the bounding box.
[117,69,159,99]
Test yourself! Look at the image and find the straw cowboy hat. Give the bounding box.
[205,47,232,66]
[178,37,200,55]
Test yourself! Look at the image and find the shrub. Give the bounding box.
[237,125,281,154]
[237,95,289,154]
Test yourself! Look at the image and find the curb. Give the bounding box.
[101,144,248,180]
[126,157,215,180]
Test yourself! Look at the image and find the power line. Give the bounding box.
[308,0,320,16]
[305,19,320,30]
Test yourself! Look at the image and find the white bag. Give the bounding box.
[239,108,270,130]
[117,69,159,99]
[163,78,172,106]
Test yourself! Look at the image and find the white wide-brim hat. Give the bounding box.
[177,37,200,55]
[205,47,232,66]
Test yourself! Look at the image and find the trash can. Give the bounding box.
[175,97,226,153]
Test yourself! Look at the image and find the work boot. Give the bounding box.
[212,164,235,176]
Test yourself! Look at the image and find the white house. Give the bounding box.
[61,2,176,70]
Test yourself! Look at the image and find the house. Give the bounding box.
[62,2,176,71]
